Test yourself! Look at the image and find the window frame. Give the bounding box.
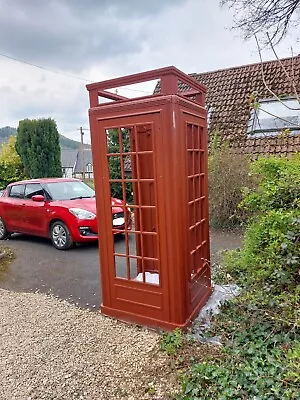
[8,184,25,199]
[206,104,215,130]
[24,183,45,200]
[86,163,93,173]
[247,97,300,138]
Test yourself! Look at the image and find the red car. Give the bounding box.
[0,178,130,250]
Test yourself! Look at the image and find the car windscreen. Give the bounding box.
[45,181,95,201]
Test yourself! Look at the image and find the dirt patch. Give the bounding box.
[163,337,223,372]
[0,246,14,276]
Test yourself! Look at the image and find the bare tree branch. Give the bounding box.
[266,32,300,102]
[221,0,300,45]
[254,34,300,110]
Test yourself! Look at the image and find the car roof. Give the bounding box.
[7,178,82,186]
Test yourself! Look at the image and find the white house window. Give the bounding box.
[86,163,93,173]
[206,104,215,129]
[247,97,300,137]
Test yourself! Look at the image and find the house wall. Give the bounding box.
[62,167,74,178]
[74,172,94,179]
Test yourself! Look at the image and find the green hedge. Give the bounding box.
[176,155,300,399]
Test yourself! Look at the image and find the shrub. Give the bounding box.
[0,136,26,189]
[16,118,62,178]
[208,134,252,228]
[225,155,300,326]
[160,328,183,356]
[179,302,299,400]
[176,155,300,399]
[241,155,300,214]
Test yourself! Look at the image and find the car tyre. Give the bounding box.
[50,221,73,250]
[0,217,10,240]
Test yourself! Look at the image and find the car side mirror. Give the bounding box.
[32,195,45,202]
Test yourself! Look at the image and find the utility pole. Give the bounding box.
[80,126,85,181]
[77,127,90,181]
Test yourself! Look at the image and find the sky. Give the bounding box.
[0,0,299,143]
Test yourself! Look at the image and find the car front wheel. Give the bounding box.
[50,221,73,250]
[0,217,10,240]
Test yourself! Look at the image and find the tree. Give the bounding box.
[16,118,62,178]
[107,128,132,202]
[0,136,26,189]
[221,0,300,44]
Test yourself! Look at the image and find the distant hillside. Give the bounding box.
[59,134,90,149]
[0,126,17,144]
[0,126,17,137]
[0,126,90,149]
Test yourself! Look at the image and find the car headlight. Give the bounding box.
[69,208,96,220]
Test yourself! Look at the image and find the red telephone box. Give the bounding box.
[87,66,212,330]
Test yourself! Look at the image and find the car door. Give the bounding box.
[22,183,49,236]
[4,184,26,232]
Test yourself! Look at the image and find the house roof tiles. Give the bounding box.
[61,149,78,168]
[155,56,300,156]
[74,149,93,173]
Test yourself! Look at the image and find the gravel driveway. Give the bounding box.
[0,229,242,399]
[0,288,176,400]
